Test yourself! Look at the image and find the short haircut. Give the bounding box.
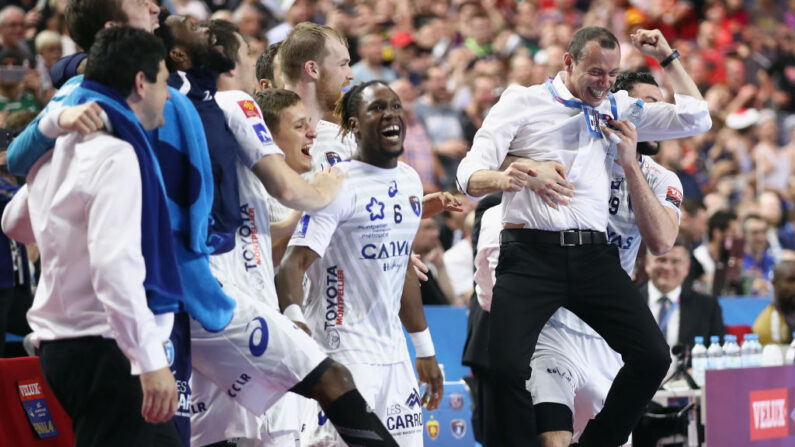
[280,22,347,84]
[34,30,62,53]
[707,210,736,241]
[255,41,282,82]
[0,6,24,25]
[742,213,766,232]
[651,234,691,256]
[336,80,388,139]
[84,26,166,98]
[253,88,301,135]
[205,19,242,64]
[65,0,126,51]
[681,198,705,216]
[566,26,619,63]
[611,71,658,94]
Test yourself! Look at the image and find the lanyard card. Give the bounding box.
[17,378,59,439]
[581,104,603,139]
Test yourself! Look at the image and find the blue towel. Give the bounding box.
[75,80,183,314]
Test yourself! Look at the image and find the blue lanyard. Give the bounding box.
[545,78,617,139]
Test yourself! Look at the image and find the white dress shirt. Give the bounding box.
[648,282,681,348]
[2,127,172,375]
[456,72,711,231]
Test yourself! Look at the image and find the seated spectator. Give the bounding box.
[0,6,34,64]
[693,210,743,296]
[351,32,397,84]
[33,30,61,103]
[742,213,776,296]
[753,252,795,345]
[0,49,39,116]
[642,237,726,360]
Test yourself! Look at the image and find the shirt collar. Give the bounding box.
[648,282,681,305]
[551,71,614,114]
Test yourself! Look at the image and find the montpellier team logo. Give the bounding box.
[409,195,421,216]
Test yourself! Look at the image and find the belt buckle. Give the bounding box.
[559,230,582,247]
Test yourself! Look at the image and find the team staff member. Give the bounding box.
[276,81,444,446]
[3,27,179,446]
[456,26,711,446]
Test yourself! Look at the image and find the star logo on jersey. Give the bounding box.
[405,388,422,408]
[366,197,385,221]
[409,195,421,216]
[326,151,341,166]
[237,100,261,119]
[252,123,273,144]
[388,180,398,197]
[450,419,467,439]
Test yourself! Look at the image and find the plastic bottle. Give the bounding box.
[741,334,756,367]
[751,335,763,366]
[707,335,724,370]
[723,335,741,368]
[691,336,708,386]
[785,332,795,365]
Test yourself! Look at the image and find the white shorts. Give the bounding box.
[190,368,305,446]
[300,358,424,447]
[528,321,623,441]
[190,283,328,417]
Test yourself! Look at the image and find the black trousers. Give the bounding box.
[39,337,182,447]
[488,232,670,446]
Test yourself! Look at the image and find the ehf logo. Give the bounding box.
[163,340,175,367]
[405,388,422,408]
[450,419,467,439]
[326,151,341,166]
[252,123,273,144]
[447,392,464,411]
[409,195,421,216]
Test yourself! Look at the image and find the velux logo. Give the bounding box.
[749,389,789,441]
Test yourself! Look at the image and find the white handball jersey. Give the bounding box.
[309,119,358,171]
[211,90,284,309]
[549,155,683,337]
[289,160,424,364]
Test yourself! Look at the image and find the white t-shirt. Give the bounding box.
[309,119,358,172]
[211,90,284,309]
[289,160,423,364]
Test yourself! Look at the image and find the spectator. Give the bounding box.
[0,6,34,63]
[413,217,456,306]
[391,77,442,193]
[414,65,468,189]
[692,210,742,296]
[742,213,776,296]
[33,29,61,102]
[350,31,396,84]
[642,236,726,365]
[461,73,498,144]
[753,252,795,345]
[266,0,314,44]
[0,49,39,117]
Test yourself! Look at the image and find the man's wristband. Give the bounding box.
[283,304,307,326]
[660,49,680,68]
[409,327,436,358]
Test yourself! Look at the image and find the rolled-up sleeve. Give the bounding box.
[637,94,712,142]
[456,85,533,200]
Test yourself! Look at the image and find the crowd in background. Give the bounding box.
[0,0,793,315]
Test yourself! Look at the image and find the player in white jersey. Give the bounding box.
[276,81,445,447]
[163,18,400,447]
[521,72,683,446]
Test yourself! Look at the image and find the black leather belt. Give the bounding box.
[500,228,607,246]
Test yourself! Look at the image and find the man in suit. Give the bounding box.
[642,235,726,356]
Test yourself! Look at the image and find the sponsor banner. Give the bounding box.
[422,381,475,444]
[705,365,795,446]
[17,378,59,439]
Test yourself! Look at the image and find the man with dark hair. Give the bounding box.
[742,213,776,296]
[692,210,741,295]
[64,0,159,51]
[3,26,180,446]
[255,41,283,90]
[457,25,711,446]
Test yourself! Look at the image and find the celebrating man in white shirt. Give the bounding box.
[456,27,711,446]
[3,27,180,446]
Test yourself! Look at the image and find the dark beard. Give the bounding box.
[638,141,659,156]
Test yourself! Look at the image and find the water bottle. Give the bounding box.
[723,335,741,368]
[621,99,645,128]
[751,335,763,366]
[785,332,795,365]
[707,335,724,370]
[691,336,708,386]
[741,334,756,367]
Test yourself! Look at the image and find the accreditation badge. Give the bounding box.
[581,104,603,139]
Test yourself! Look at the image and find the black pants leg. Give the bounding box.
[39,337,182,447]
[566,244,670,446]
[488,240,570,447]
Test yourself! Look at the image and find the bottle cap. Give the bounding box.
[694,336,704,343]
